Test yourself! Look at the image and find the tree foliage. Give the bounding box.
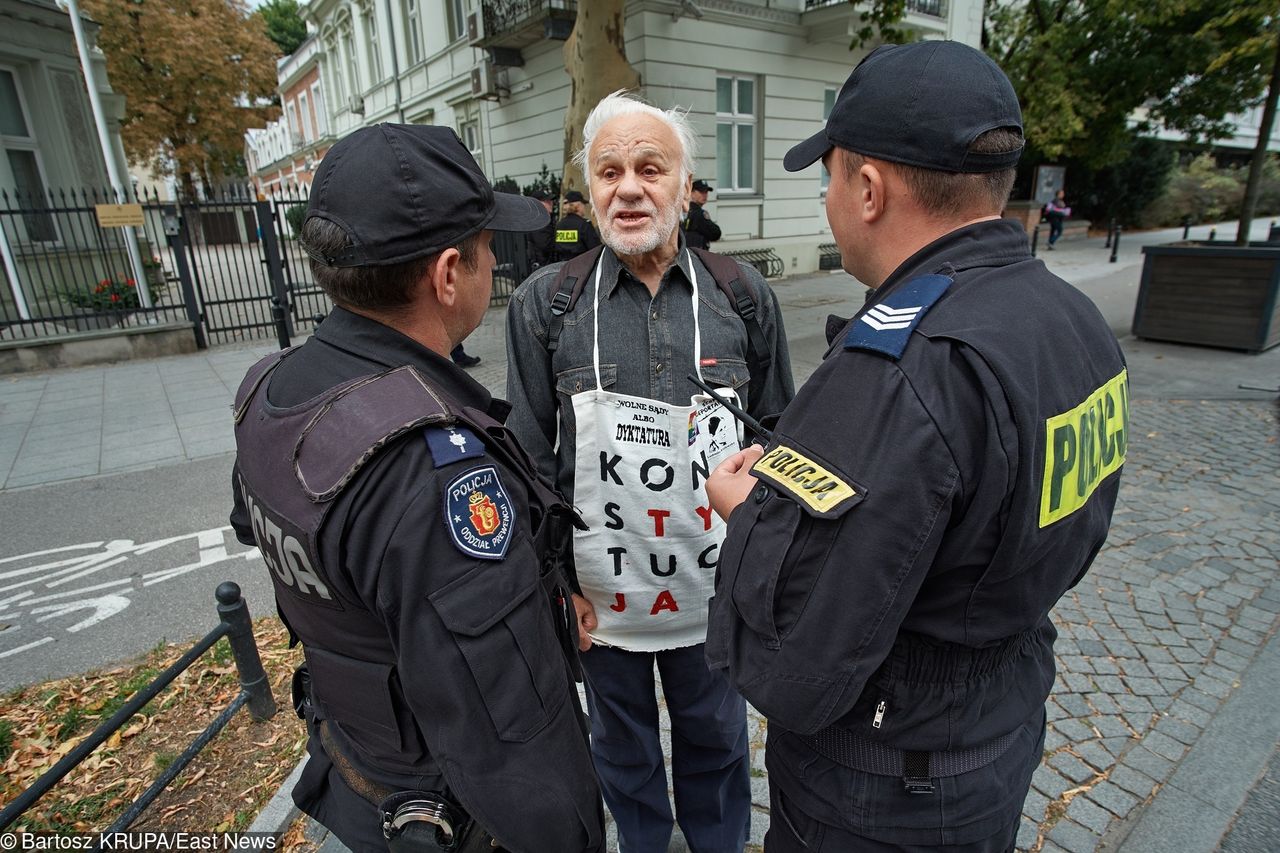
[84,0,280,199]
[985,0,1277,168]
[258,0,307,56]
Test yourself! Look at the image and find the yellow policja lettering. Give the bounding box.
[1039,369,1129,527]
[752,444,857,513]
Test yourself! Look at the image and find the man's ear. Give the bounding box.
[428,247,462,307]
[859,162,888,225]
[682,175,692,214]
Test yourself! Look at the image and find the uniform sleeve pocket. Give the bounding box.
[429,537,567,743]
[722,486,804,648]
[305,646,404,753]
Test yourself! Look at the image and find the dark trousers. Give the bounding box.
[1046,213,1065,245]
[580,643,750,853]
[766,785,1020,853]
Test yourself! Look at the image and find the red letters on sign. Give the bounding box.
[610,593,627,612]
[650,590,679,615]
[694,504,713,532]
[647,508,671,536]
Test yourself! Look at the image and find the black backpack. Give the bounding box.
[544,246,772,406]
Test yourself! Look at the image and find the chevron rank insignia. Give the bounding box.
[844,273,952,359]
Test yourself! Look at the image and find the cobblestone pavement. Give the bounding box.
[605,397,1280,853]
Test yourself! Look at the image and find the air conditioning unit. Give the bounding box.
[348,95,365,115]
[470,62,500,100]
[466,11,483,44]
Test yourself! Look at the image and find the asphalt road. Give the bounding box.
[0,454,270,691]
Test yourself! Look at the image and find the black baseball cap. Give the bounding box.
[691,179,712,192]
[784,41,1024,175]
[304,124,547,267]
[563,190,587,203]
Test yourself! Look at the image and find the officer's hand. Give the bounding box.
[572,593,597,652]
[707,445,765,522]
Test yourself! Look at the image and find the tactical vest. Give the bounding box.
[232,349,580,772]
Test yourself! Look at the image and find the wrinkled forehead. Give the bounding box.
[589,114,682,168]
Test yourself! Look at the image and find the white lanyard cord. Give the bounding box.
[591,249,704,390]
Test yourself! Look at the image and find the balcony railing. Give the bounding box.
[804,0,948,19]
[477,0,577,48]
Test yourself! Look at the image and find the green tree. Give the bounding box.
[985,0,1276,168]
[258,0,307,56]
[83,0,280,200]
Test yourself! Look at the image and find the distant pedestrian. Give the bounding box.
[682,179,722,249]
[554,190,601,261]
[1044,189,1071,249]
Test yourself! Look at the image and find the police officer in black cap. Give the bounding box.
[525,188,557,269]
[682,179,721,250]
[553,190,601,261]
[704,42,1128,851]
[229,124,604,853]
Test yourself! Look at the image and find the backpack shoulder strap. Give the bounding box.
[690,247,773,399]
[546,245,606,353]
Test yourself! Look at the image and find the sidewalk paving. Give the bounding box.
[3,220,1278,851]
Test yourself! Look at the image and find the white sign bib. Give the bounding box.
[570,251,742,651]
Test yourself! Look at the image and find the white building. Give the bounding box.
[270,0,982,274]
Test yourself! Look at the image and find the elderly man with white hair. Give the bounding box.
[506,91,794,851]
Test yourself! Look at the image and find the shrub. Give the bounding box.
[284,203,307,238]
[64,277,142,311]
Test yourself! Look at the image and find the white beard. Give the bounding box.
[599,200,682,256]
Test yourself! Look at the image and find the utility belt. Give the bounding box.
[292,667,502,853]
[802,726,1020,796]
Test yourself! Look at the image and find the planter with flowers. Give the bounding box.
[141,254,168,295]
[63,277,141,331]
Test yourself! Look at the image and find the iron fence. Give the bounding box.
[804,0,948,17]
[0,187,189,341]
[0,183,536,351]
[0,583,277,835]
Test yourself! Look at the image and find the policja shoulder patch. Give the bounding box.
[844,273,952,359]
[425,425,485,467]
[751,441,865,519]
[444,465,516,560]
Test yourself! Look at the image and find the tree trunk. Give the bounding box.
[562,0,640,198]
[1237,28,1280,246]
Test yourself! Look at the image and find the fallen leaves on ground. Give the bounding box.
[0,617,304,834]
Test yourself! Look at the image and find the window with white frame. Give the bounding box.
[448,0,467,41]
[324,40,344,102]
[340,17,360,100]
[405,0,423,65]
[821,87,836,191]
[0,67,55,241]
[716,74,756,193]
[459,118,481,169]
[298,91,312,141]
[311,82,328,136]
[365,6,383,83]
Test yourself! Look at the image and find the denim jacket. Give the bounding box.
[504,239,795,505]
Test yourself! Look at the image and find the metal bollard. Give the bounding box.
[1109,224,1122,263]
[1104,218,1115,249]
[271,296,291,350]
[216,582,277,722]
[1209,227,1217,242]
[1031,224,1040,257]
[1182,216,1191,240]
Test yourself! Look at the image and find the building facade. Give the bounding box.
[248,0,982,272]
[246,35,335,194]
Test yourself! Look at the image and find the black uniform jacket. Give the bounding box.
[553,212,600,261]
[683,202,721,250]
[230,308,603,853]
[707,219,1127,838]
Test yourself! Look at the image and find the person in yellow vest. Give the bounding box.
[554,189,601,261]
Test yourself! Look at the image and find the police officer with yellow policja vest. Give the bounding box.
[229,125,604,853]
[704,42,1127,851]
[553,190,601,261]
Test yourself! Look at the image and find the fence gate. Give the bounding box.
[174,187,329,346]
